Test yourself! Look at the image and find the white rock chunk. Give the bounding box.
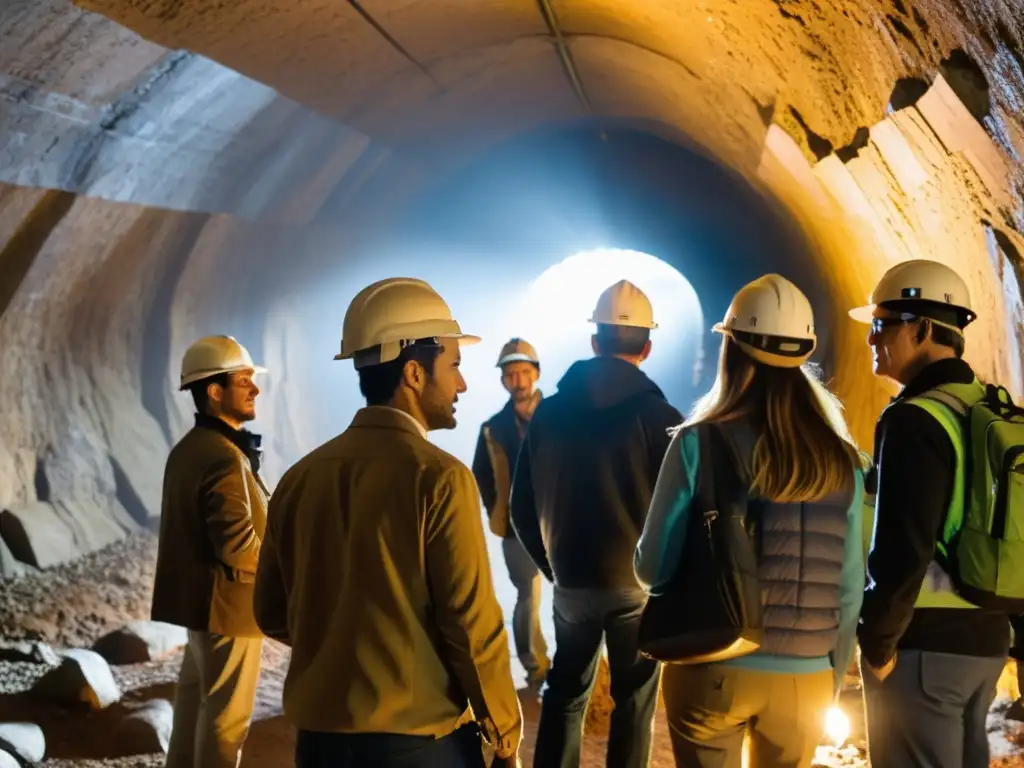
[0,722,45,763]
[31,648,120,710]
[114,699,174,755]
[92,620,187,664]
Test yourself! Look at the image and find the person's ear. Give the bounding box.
[915,319,930,345]
[402,359,428,395]
[207,381,224,407]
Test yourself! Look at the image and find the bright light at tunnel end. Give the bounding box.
[522,247,704,356]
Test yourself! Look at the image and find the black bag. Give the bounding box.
[637,421,764,664]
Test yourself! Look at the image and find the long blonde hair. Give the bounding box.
[679,336,866,502]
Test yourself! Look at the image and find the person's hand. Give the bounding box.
[863,653,897,682]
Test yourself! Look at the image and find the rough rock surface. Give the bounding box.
[0,722,46,763]
[92,622,186,666]
[32,649,121,711]
[0,0,1022,560]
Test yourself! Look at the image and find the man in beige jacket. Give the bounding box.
[254,277,522,768]
[153,336,269,768]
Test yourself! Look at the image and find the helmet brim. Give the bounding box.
[497,352,538,367]
[848,304,876,324]
[179,364,267,390]
[334,333,481,361]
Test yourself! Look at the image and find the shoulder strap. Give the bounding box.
[917,388,970,418]
[695,423,719,524]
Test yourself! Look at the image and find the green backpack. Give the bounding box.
[907,380,1024,611]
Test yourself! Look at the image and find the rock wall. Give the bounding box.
[0,0,1021,569]
[0,186,208,566]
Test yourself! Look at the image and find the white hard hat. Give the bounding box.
[335,277,481,369]
[496,338,539,367]
[180,336,266,390]
[848,259,976,327]
[589,279,658,329]
[713,274,817,369]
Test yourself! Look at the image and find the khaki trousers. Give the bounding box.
[662,663,833,768]
[165,630,263,768]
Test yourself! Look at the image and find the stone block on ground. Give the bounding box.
[0,642,58,666]
[0,722,45,763]
[30,648,120,710]
[0,537,27,579]
[0,500,127,569]
[92,620,187,664]
[113,699,173,755]
[0,750,19,768]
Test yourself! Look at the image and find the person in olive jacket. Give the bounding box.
[153,336,269,768]
[254,278,522,768]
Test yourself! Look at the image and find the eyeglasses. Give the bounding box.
[870,314,917,335]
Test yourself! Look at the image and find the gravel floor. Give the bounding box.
[0,533,1020,767]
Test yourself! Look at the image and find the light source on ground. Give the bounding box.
[825,705,851,747]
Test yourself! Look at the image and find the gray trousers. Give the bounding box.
[503,536,549,681]
[863,649,1005,768]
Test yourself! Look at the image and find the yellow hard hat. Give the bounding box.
[179,336,266,390]
[713,274,817,369]
[336,278,481,369]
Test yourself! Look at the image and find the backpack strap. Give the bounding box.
[904,382,982,566]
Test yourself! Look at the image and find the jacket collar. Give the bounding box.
[354,406,428,439]
[895,358,975,403]
[195,413,263,475]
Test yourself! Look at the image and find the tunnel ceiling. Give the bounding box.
[2,0,1024,571]
[70,0,1024,180]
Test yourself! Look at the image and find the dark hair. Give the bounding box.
[594,323,650,357]
[927,321,966,358]
[189,372,230,414]
[358,341,444,406]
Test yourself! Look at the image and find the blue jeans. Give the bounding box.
[863,649,1005,768]
[503,536,550,683]
[533,587,661,768]
[295,723,486,768]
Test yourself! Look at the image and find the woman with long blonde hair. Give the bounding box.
[635,274,868,768]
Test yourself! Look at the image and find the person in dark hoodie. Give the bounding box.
[510,279,683,768]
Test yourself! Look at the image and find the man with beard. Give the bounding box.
[154,335,269,768]
[511,280,683,768]
[473,338,550,691]
[254,277,523,768]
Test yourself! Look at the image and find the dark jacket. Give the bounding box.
[510,356,683,589]
[472,397,536,538]
[857,358,1011,667]
[152,414,268,638]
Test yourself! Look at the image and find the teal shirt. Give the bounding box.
[634,426,865,692]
